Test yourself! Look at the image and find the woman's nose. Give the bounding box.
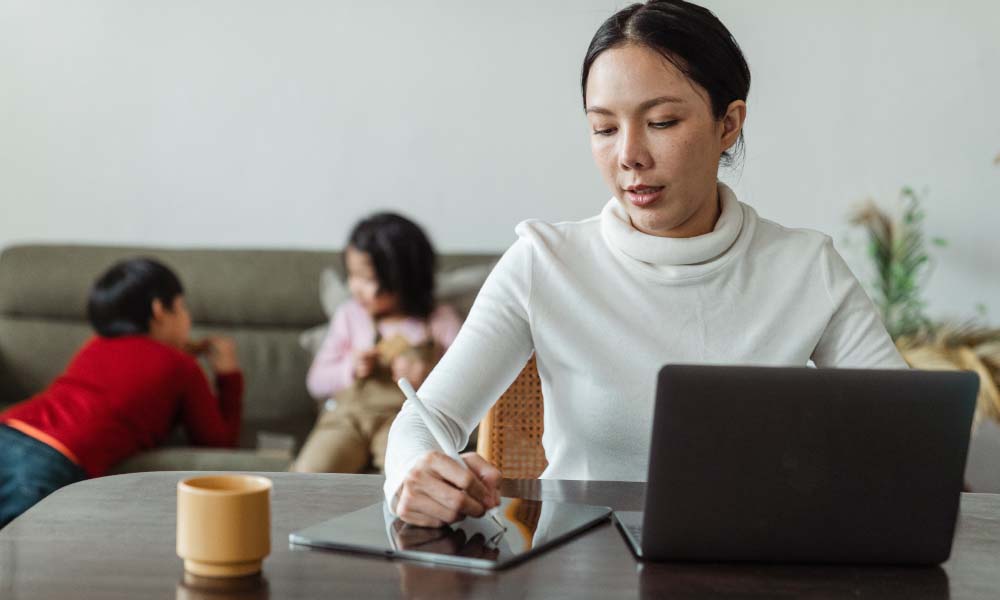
[618,127,652,171]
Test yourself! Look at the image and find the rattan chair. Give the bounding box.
[476,355,548,478]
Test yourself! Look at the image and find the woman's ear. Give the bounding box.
[719,99,747,152]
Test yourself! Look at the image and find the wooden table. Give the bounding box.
[1,473,998,599]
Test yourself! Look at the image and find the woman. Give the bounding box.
[384,0,906,527]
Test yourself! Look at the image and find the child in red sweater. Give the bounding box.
[0,258,243,529]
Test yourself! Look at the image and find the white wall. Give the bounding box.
[1,0,998,322]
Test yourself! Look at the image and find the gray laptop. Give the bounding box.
[614,365,978,565]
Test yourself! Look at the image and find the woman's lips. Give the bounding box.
[624,186,664,207]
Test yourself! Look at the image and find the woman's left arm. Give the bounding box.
[811,239,908,369]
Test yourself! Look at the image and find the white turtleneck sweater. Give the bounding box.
[383,184,906,506]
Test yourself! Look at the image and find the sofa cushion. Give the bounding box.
[0,245,337,328]
[0,245,499,328]
[0,317,92,408]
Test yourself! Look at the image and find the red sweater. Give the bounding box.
[0,335,242,477]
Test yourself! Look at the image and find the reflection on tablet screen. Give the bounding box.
[289,497,611,570]
[388,497,545,559]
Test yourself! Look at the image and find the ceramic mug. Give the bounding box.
[176,475,272,577]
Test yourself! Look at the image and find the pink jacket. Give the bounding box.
[306,299,462,400]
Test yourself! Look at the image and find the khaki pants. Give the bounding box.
[292,379,404,473]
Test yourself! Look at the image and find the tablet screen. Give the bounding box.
[289,497,611,570]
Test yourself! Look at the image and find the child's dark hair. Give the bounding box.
[87,258,184,338]
[347,213,436,319]
[581,0,751,166]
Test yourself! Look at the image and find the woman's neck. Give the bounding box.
[672,187,721,238]
[600,181,745,268]
[633,186,721,239]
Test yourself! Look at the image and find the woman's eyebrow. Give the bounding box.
[586,95,685,115]
[639,95,685,110]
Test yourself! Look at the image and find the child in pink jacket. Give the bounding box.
[294,213,461,473]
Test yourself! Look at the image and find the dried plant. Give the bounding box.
[851,184,1000,424]
[897,324,1000,423]
[849,187,944,340]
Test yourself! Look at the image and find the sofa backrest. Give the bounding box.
[0,244,497,447]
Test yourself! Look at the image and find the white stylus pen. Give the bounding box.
[397,378,506,531]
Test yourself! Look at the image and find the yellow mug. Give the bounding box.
[176,475,272,577]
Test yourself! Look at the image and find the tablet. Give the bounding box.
[289,497,611,570]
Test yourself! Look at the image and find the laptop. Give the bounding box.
[614,365,978,565]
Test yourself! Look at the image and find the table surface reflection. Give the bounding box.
[1,472,998,599]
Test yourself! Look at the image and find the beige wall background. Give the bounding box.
[1,0,998,322]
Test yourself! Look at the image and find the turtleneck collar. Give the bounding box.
[599,182,752,280]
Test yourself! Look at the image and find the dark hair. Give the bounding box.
[347,212,436,319]
[86,258,184,338]
[581,0,751,166]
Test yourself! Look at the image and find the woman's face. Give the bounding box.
[345,246,400,318]
[585,44,745,238]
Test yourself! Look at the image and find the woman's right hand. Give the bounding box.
[394,451,503,527]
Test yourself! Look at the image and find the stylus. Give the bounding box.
[397,378,507,532]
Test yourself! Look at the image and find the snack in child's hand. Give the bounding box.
[183,339,211,356]
[375,335,412,368]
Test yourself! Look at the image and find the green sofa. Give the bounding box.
[0,244,496,473]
